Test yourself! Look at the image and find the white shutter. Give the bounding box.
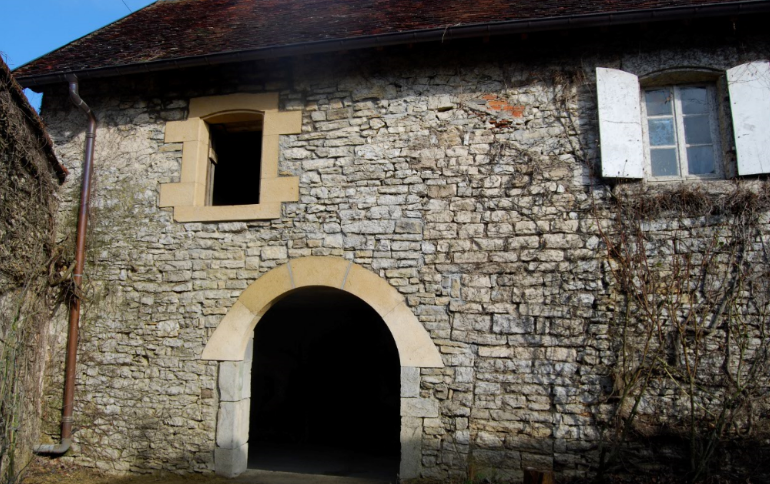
[596,67,644,179]
[727,61,770,176]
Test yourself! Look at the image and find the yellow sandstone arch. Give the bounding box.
[201,256,444,367]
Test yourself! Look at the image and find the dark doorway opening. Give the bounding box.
[249,287,401,480]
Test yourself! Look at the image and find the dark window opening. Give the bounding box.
[208,119,262,206]
[249,287,401,481]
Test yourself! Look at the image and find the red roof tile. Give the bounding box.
[13,0,768,83]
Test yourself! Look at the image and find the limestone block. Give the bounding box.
[216,399,250,449]
[189,92,279,118]
[215,443,248,478]
[243,336,254,364]
[180,140,208,183]
[400,416,422,479]
[476,431,504,449]
[263,111,303,135]
[260,135,280,178]
[427,184,457,198]
[261,246,288,261]
[492,314,534,334]
[401,397,439,417]
[385,302,444,368]
[395,219,423,234]
[219,360,251,402]
[429,95,454,111]
[159,182,196,207]
[401,366,420,398]
[343,263,404,315]
[173,203,282,223]
[289,256,349,288]
[260,176,300,203]
[341,220,396,235]
[455,367,474,383]
[201,301,256,361]
[164,118,207,143]
[239,264,293,315]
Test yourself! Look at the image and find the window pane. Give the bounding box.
[651,148,679,177]
[684,115,712,145]
[680,87,709,114]
[648,118,676,146]
[645,89,673,116]
[687,146,716,175]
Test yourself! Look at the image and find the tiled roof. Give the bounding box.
[13,0,767,83]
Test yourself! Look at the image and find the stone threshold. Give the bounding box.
[232,469,395,484]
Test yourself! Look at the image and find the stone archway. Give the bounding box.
[201,256,444,479]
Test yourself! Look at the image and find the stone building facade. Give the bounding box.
[20,8,770,483]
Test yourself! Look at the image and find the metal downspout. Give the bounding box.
[34,75,97,455]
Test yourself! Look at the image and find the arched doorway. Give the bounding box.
[249,287,400,479]
[202,256,444,479]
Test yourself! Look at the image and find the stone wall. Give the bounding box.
[0,62,61,481]
[37,20,770,481]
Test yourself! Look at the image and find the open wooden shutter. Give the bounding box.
[596,67,644,179]
[727,61,770,176]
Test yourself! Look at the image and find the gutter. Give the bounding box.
[34,75,96,455]
[16,0,770,88]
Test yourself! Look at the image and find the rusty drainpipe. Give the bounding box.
[34,75,97,455]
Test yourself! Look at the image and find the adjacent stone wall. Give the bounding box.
[0,62,61,481]
[37,20,770,481]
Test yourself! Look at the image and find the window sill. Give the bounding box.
[172,203,281,223]
[614,177,766,197]
[644,174,724,184]
[159,175,299,222]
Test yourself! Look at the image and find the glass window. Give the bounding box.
[642,85,721,180]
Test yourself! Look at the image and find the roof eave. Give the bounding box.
[16,0,770,89]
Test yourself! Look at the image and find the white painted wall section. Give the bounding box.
[597,67,645,178]
[727,61,770,176]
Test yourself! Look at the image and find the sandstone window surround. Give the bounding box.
[159,93,302,222]
[596,61,770,180]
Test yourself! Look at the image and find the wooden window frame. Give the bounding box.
[641,84,723,182]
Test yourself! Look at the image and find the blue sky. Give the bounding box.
[1,0,157,110]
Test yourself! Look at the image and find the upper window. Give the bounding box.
[642,85,722,180]
[159,93,302,223]
[206,113,263,206]
[596,63,770,180]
